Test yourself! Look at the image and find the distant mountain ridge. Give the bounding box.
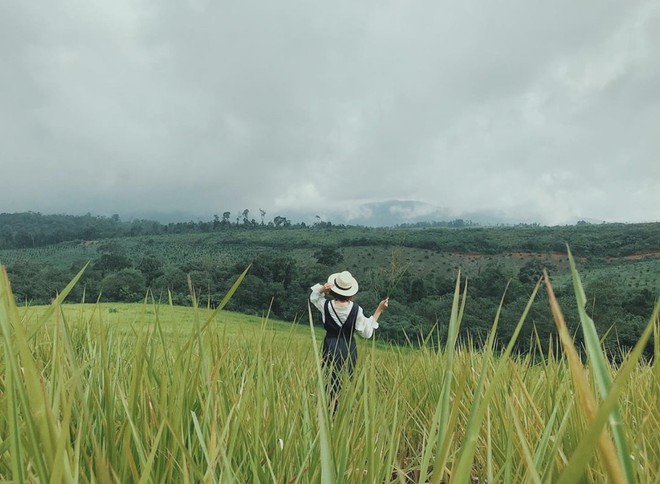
[292,200,523,227]
[302,200,614,227]
[123,200,496,227]
[5,200,609,228]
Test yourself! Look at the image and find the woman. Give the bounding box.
[310,270,389,407]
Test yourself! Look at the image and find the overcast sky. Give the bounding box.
[1,1,659,225]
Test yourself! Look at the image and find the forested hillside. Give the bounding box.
[1,212,658,356]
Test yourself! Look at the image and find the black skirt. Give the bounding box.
[322,334,357,375]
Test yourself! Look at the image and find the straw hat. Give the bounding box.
[327,271,359,297]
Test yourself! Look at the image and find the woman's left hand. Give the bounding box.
[378,297,389,311]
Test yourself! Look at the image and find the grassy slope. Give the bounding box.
[6,297,657,482]
[25,301,311,336]
[23,301,396,354]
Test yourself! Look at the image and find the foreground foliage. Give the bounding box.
[0,259,658,482]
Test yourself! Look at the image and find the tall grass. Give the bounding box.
[0,259,658,482]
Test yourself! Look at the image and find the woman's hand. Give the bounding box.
[373,297,389,322]
[378,297,389,311]
[320,282,333,294]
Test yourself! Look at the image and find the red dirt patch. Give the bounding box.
[609,251,660,261]
[509,252,567,262]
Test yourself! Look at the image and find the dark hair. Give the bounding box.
[330,291,353,302]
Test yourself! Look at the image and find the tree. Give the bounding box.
[7,260,48,302]
[152,266,189,296]
[409,277,427,303]
[188,270,213,296]
[518,259,554,285]
[585,277,626,325]
[228,274,275,313]
[472,262,511,299]
[137,254,164,286]
[259,209,266,225]
[222,212,231,225]
[242,209,250,225]
[94,242,132,276]
[623,288,655,317]
[314,247,343,266]
[100,269,146,302]
[250,253,297,289]
[273,216,290,227]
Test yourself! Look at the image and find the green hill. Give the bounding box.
[1,219,658,355]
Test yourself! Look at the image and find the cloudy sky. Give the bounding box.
[1,0,659,226]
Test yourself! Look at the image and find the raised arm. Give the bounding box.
[355,297,389,339]
[310,282,333,312]
[372,297,389,322]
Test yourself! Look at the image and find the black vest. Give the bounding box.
[323,300,359,339]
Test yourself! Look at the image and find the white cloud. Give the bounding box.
[0,0,658,224]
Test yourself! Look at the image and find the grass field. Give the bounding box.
[1,261,658,482]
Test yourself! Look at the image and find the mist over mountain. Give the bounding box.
[116,199,606,227]
[284,200,534,227]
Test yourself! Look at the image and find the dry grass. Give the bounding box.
[0,258,658,482]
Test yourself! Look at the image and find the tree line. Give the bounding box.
[2,212,659,258]
[0,211,301,250]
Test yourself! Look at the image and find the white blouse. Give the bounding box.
[309,284,379,339]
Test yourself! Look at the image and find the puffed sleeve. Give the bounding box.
[309,283,326,313]
[354,306,379,339]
